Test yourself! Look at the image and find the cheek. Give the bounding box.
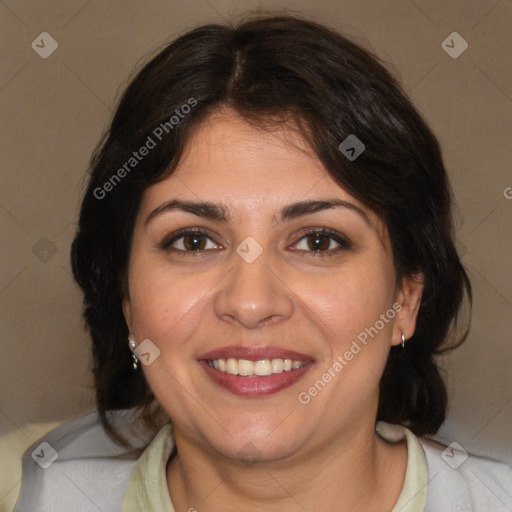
[298,263,394,337]
[128,259,218,343]
[127,264,216,401]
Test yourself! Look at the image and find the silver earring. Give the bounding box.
[128,335,138,370]
[401,333,406,349]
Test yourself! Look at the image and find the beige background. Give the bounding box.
[1,0,511,510]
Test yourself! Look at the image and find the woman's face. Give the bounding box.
[123,109,422,463]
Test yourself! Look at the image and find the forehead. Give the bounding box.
[173,109,326,191]
[139,109,386,236]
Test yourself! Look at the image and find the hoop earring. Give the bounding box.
[128,335,138,370]
[401,333,406,349]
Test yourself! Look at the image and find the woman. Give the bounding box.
[15,14,512,512]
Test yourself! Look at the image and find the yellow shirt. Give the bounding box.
[120,421,428,511]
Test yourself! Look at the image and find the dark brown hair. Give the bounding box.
[71,14,471,444]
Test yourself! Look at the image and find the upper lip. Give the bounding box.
[197,346,314,362]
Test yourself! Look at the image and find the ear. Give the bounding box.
[391,273,424,346]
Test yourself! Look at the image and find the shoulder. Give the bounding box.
[14,410,145,512]
[419,436,512,511]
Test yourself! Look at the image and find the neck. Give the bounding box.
[166,420,407,512]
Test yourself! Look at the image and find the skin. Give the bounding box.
[123,109,424,512]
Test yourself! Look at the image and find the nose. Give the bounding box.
[213,248,294,329]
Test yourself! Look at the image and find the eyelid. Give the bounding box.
[160,227,224,252]
[159,226,352,255]
[289,228,352,253]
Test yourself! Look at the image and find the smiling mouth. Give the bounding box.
[197,346,315,396]
[199,358,314,397]
[205,357,309,376]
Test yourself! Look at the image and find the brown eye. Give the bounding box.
[182,233,207,251]
[162,228,222,253]
[291,229,352,255]
[306,233,332,251]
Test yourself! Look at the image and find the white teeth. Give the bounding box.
[226,358,238,375]
[207,357,308,376]
[238,359,254,376]
[271,359,284,373]
[254,359,272,376]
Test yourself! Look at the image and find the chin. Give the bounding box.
[209,424,305,465]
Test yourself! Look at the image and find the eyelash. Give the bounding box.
[160,227,352,257]
[292,228,352,256]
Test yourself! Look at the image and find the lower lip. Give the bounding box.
[199,360,314,397]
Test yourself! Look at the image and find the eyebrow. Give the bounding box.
[144,198,371,227]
